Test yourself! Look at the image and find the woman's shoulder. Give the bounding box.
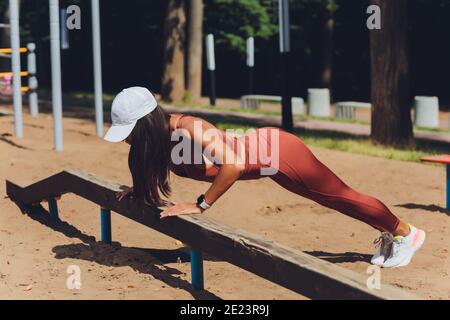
[173,113,217,131]
[171,113,189,130]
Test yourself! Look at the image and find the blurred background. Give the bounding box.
[0,0,449,105]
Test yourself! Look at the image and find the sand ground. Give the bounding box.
[0,103,449,300]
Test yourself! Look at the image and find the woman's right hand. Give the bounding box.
[116,187,134,201]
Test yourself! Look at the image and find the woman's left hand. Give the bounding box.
[160,201,204,219]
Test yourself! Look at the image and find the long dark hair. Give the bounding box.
[128,105,172,207]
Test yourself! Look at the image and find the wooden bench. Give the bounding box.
[420,154,450,209]
[240,94,305,114]
[241,95,281,109]
[335,101,371,119]
[5,169,421,299]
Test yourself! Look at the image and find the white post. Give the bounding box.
[278,0,290,53]
[60,8,69,50]
[292,97,305,115]
[278,0,292,130]
[206,34,215,71]
[49,0,64,151]
[414,96,439,129]
[205,34,216,105]
[9,0,23,138]
[246,37,254,94]
[246,37,254,67]
[27,43,38,116]
[308,88,331,117]
[91,0,103,137]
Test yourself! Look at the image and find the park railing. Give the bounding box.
[6,169,422,300]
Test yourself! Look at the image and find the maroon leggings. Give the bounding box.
[268,130,400,233]
[172,115,400,233]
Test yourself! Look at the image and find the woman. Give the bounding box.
[104,87,425,268]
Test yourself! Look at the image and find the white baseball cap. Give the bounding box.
[104,87,157,142]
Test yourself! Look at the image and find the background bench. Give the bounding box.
[335,101,372,119]
[240,94,305,114]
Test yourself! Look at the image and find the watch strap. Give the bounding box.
[196,194,211,210]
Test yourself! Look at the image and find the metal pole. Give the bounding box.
[248,68,254,95]
[209,70,216,106]
[27,43,38,116]
[205,34,216,106]
[446,165,450,210]
[60,8,69,50]
[100,208,112,244]
[49,0,64,151]
[279,0,292,131]
[9,0,23,138]
[48,198,59,220]
[190,248,204,290]
[91,0,104,137]
[247,37,254,94]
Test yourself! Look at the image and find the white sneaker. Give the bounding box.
[382,225,426,268]
[371,232,394,266]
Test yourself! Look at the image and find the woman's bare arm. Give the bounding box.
[186,116,245,206]
[160,116,244,218]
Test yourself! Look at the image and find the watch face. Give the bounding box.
[197,194,204,205]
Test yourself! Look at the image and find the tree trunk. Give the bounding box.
[161,0,186,102]
[370,0,413,147]
[319,13,333,89]
[186,0,203,103]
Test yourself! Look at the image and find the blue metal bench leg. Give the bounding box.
[446,165,450,210]
[190,248,204,290]
[100,208,112,244]
[48,198,59,220]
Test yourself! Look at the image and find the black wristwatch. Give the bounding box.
[196,194,211,210]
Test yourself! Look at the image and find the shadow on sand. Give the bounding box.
[15,202,221,300]
[395,203,450,216]
[304,251,372,264]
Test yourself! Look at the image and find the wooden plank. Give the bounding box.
[335,101,372,109]
[420,154,450,165]
[6,169,422,300]
[246,95,282,102]
[6,171,66,204]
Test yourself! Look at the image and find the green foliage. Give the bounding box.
[3,0,450,104]
[204,0,277,55]
[182,90,193,104]
[324,0,338,13]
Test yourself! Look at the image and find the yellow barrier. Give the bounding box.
[0,71,29,77]
[21,87,29,93]
[0,47,27,54]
